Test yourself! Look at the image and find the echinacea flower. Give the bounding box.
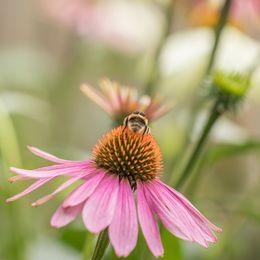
[7,118,221,257]
[81,79,171,124]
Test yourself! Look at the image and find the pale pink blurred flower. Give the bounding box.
[81,79,171,122]
[7,125,221,257]
[41,0,161,53]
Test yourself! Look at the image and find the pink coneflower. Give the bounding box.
[7,121,221,257]
[41,0,161,53]
[81,79,171,123]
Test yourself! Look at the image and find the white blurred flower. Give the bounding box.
[159,27,260,100]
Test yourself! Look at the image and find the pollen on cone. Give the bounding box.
[93,126,163,188]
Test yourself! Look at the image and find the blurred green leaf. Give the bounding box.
[1,91,51,123]
[207,140,260,163]
[161,227,183,260]
[0,97,22,171]
[59,227,87,251]
[238,202,260,223]
[0,48,57,89]
[107,233,153,260]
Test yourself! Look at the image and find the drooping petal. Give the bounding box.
[82,174,119,233]
[109,179,138,257]
[147,180,221,247]
[144,183,195,242]
[51,203,84,228]
[137,182,164,257]
[31,174,85,206]
[157,181,222,234]
[6,177,53,202]
[63,171,105,207]
[27,146,74,164]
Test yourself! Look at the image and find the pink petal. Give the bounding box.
[107,82,120,112]
[137,182,164,257]
[82,174,119,233]
[28,146,73,164]
[10,164,89,179]
[6,177,53,202]
[80,83,113,115]
[8,175,29,183]
[109,179,138,257]
[147,180,221,247]
[158,181,222,235]
[31,175,84,206]
[63,171,105,207]
[33,160,95,173]
[159,181,221,233]
[144,184,195,242]
[51,203,84,228]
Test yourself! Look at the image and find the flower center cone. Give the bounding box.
[93,126,163,190]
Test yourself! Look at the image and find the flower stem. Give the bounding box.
[168,0,232,184]
[174,99,222,189]
[145,0,174,96]
[90,229,109,260]
[206,0,232,75]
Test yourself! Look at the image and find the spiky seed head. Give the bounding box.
[93,126,163,190]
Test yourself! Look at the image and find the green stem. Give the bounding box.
[145,0,174,96]
[169,0,232,185]
[206,0,232,75]
[90,229,109,260]
[174,99,222,189]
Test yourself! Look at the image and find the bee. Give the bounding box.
[123,111,150,134]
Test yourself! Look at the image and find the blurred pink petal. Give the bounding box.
[80,84,113,115]
[81,79,172,122]
[42,0,162,53]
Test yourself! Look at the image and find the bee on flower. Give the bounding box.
[7,110,221,257]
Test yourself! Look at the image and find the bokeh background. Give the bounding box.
[0,0,260,259]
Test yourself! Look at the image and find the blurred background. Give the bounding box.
[0,0,260,259]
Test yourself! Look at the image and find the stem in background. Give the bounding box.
[145,0,174,96]
[169,0,232,185]
[174,99,222,190]
[90,229,109,260]
[206,0,232,75]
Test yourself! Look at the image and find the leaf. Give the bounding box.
[0,97,22,171]
[161,227,183,260]
[59,228,87,251]
[206,140,260,163]
[1,91,51,123]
